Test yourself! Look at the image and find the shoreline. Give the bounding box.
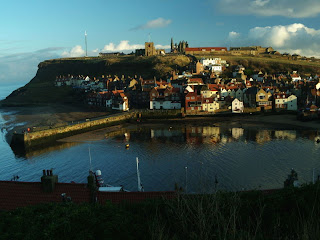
[2,106,320,145]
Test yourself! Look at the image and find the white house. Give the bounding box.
[290,71,302,82]
[200,58,221,66]
[274,93,289,109]
[209,65,222,73]
[232,98,244,113]
[316,82,320,90]
[202,98,220,112]
[287,95,298,111]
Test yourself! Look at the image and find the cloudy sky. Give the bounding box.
[1,0,320,86]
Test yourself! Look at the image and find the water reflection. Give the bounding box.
[124,125,320,146]
[2,122,320,192]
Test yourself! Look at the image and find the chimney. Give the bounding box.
[87,171,97,203]
[41,169,58,192]
[87,171,96,190]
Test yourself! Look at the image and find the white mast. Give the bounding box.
[136,157,144,192]
[85,31,88,57]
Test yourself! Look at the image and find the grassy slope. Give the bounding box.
[195,54,320,75]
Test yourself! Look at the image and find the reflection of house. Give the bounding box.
[232,98,244,113]
[232,128,244,139]
[202,126,220,143]
[274,130,296,140]
[256,89,273,111]
[256,130,271,144]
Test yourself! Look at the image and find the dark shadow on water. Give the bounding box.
[10,141,80,159]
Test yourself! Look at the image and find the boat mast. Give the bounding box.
[136,157,144,192]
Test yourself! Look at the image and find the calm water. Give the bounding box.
[0,84,320,192]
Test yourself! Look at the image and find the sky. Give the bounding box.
[1,0,320,86]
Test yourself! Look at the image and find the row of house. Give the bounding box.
[54,59,320,113]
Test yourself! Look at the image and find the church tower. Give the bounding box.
[145,42,156,56]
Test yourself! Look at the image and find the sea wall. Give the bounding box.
[10,110,184,150]
[11,112,137,149]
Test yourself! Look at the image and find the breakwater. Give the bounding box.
[10,109,183,150]
[11,112,137,150]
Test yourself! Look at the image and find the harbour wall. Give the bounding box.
[10,109,183,150]
[11,112,137,150]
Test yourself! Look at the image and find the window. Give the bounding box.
[259,95,264,100]
[191,96,195,100]
[186,97,190,100]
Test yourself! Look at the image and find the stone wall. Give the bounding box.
[12,112,136,149]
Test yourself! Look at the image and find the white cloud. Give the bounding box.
[227,23,320,57]
[132,18,172,30]
[228,31,240,38]
[61,45,85,57]
[155,44,170,49]
[218,0,320,18]
[102,41,144,52]
[102,40,170,52]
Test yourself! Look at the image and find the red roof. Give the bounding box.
[207,84,219,91]
[0,181,177,211]
[185,47,227,51]
[189,78,203,84]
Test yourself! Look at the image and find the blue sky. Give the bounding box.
[1,0,320,85]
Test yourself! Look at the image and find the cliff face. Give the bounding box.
[1,55,191,106]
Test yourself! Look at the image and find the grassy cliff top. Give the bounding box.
[195,54,320,75]
[1,55,190,106]
[3,54,320,106]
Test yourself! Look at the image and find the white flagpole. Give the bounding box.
[85,31,88,57]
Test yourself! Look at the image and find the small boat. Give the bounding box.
[125,144,130,149]
[94,170,128,192]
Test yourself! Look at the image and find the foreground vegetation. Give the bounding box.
[1,183,320,239]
